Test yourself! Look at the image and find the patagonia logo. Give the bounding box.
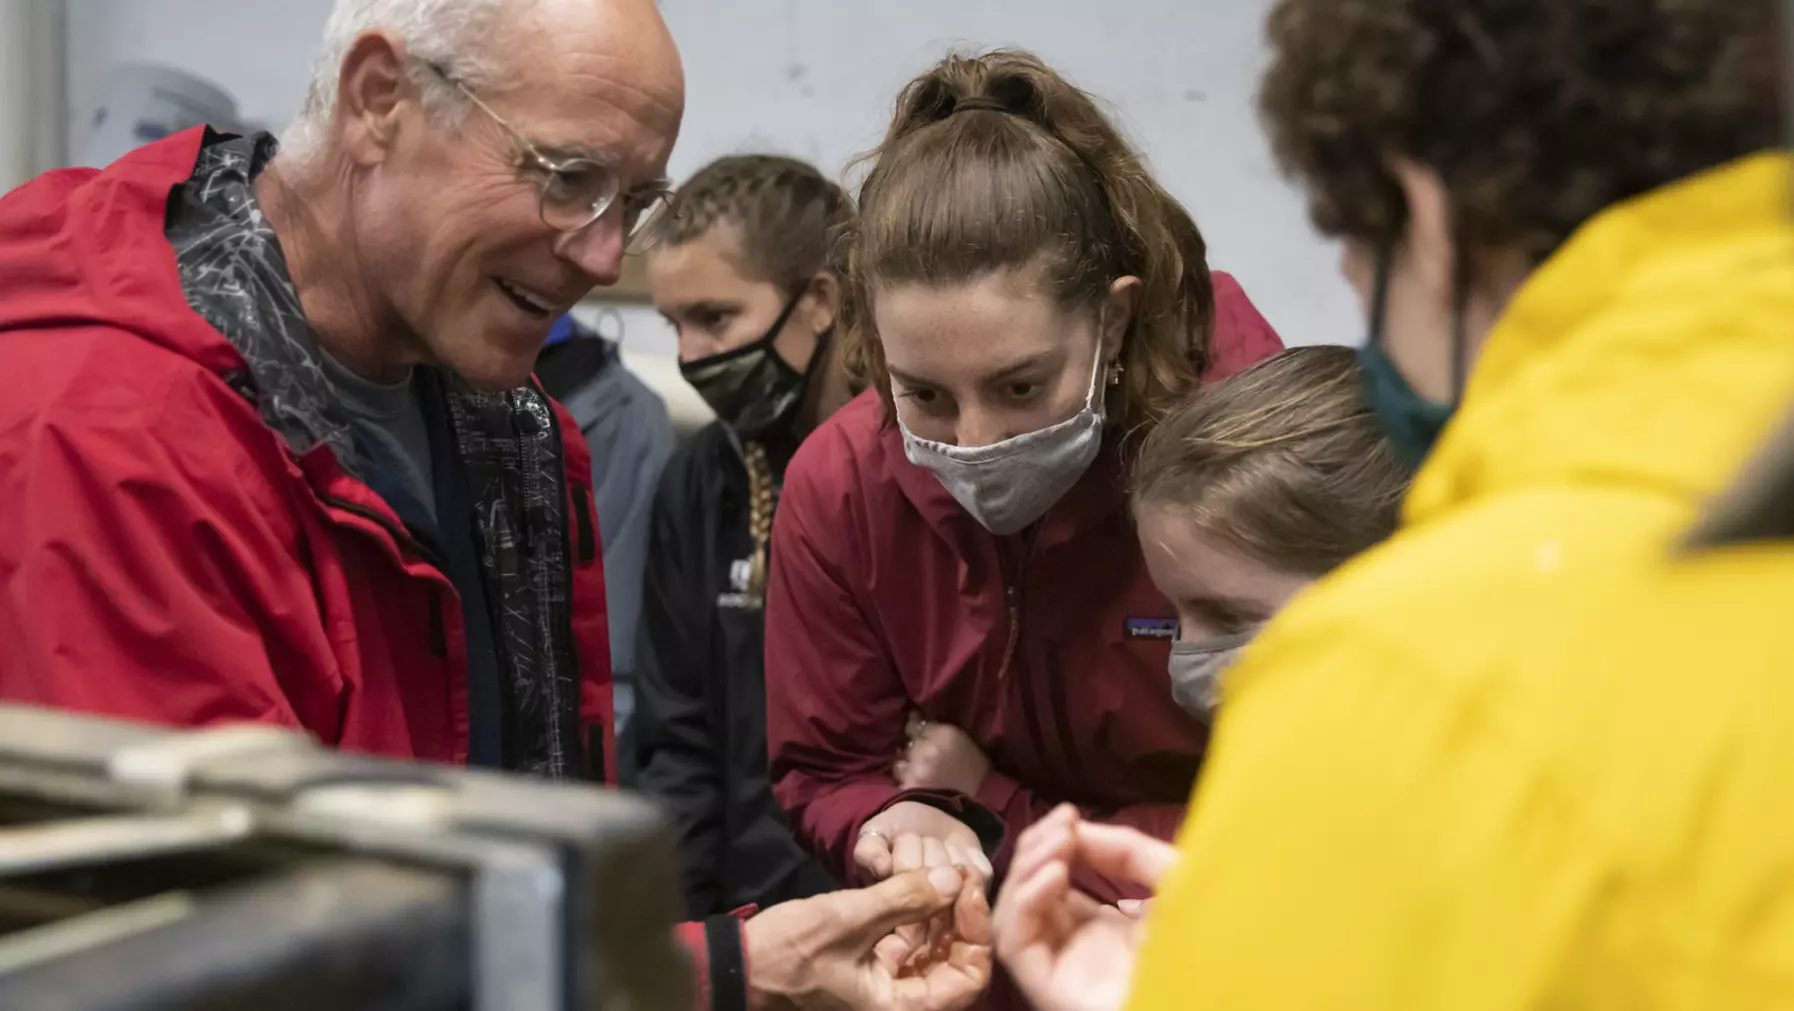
[1124,617,1179,641]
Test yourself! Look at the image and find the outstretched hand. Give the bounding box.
[992,806,1179,1011]
[744,867,994,1011]
[854,802,993,886]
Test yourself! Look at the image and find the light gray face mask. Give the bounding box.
[1168,632,1254,720]
[897,341,1107,536]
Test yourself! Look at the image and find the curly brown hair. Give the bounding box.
[843,49,1216,436]
[1132,345,1408,576]
[652,154,854,296]
[1259,0,1782,265]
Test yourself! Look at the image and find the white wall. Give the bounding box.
[1,0,68,192]
[66,0,1359,355]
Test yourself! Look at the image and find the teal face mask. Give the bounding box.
[1358,243,1463,470]
[1357,341,1454,470]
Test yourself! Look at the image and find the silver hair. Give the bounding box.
[280,0,510,160]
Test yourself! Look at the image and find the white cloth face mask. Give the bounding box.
[1167,631,1253,720]
[896,340,1107,536]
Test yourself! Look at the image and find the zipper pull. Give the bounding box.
[1006,584,1018,609]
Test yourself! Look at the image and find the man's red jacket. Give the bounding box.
[0,129,759,1007]
[0,128,614,779]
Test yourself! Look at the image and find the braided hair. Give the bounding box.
[731,441,772,606]
[652,154,853,292]
[654,156,855,607]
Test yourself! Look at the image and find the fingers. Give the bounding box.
[911,836,954,957]
[945,841,994,886]
[940,824,991,876]
[834,866,964,950]
[1065,888,1120,926]
[992,850,1067,948]
[1072,821,1180,889]
[855,831,895,880]
[1008,805,1078,886]
[893,832,924,874]
[873,931,912,976]
[1117,898,1153,919]
[951,868,993,946]
[897,942,993,1011]
[992,857,1070,985]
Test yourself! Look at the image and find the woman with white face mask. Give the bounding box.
[760,47,1283,1000]
[900,345,1405,798]
[1129,345,1407,718]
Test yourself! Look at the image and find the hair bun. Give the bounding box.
[951,96,1009,116]
[983,71,1046,118]
[902,55,1048,127]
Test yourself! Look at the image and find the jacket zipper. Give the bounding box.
[323,494,450,574]
[1006,575,1059,784]
[998,584,1021,679]
[539,399,591,782]
[1002,531,1080,792]
[325,493,456,662]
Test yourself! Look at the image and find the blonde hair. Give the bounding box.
[842,49,1216,435]
[1131,345,1408,575]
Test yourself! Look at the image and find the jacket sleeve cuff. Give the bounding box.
[674,921,711,1011]
[872,788,1006,861]
[703,914,748,1011]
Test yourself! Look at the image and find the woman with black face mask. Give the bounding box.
[632,154,856,917]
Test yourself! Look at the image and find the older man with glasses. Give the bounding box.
[0,1,990,1009]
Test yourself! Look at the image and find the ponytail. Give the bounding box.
[844,49,1216,434]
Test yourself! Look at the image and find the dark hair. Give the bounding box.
[1131,345,1408,576]
[1258,0,1781,266]
[843,49,1217,434]
[653,153,854,295]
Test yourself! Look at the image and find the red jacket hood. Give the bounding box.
[0,128,241,376]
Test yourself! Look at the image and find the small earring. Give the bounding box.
[1107,362,1124,388]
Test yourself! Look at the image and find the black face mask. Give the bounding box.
[680,292,824,440]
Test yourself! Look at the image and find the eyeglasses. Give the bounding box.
[424,62,671,254]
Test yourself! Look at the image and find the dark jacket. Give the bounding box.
[765,275,1284,904]
[634,422,839,918]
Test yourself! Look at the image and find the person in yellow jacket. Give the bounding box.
[990,1,1794,1009]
